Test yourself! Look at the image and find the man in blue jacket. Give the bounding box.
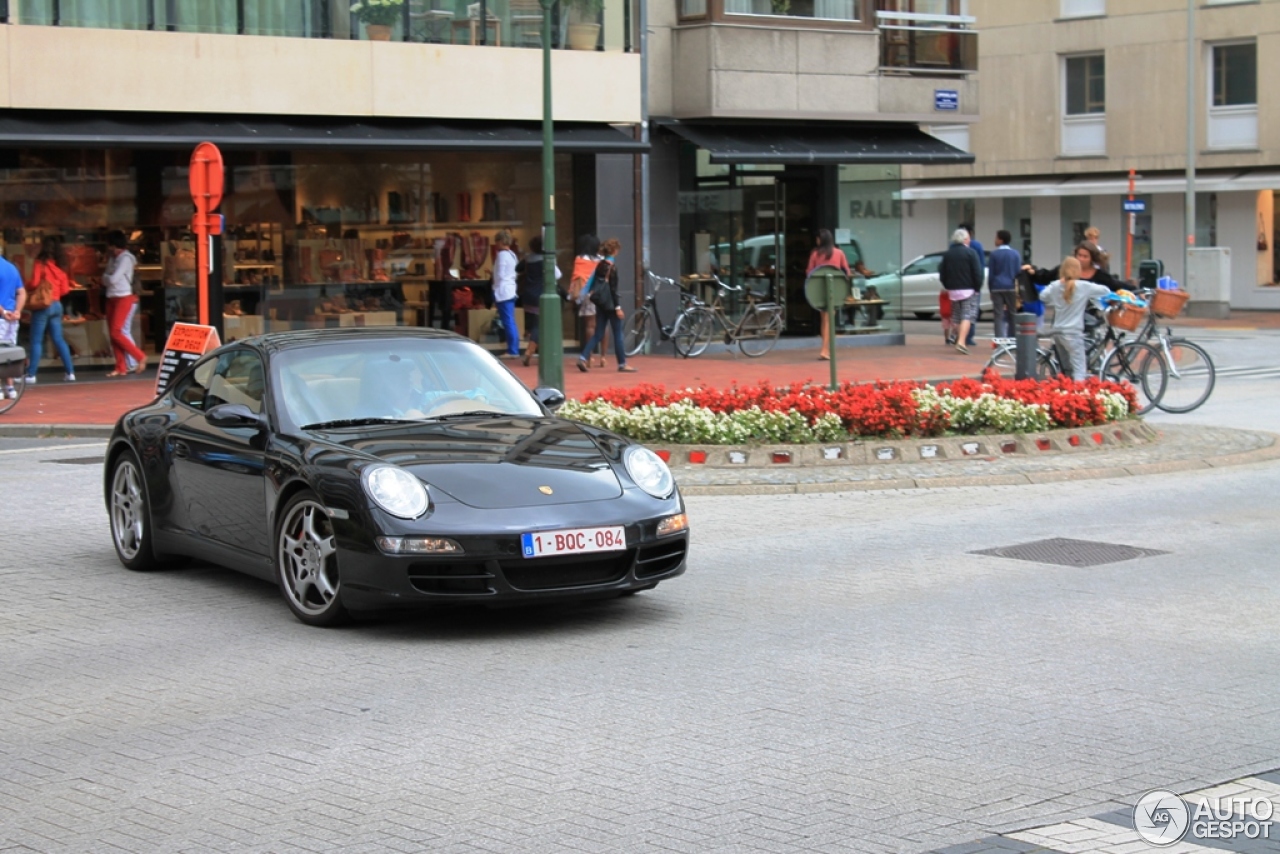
[987,229,1022,338]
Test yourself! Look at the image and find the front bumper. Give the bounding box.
[336,510,689,610]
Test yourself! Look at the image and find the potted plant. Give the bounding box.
[563,0,602,50]
[350,0,404,40]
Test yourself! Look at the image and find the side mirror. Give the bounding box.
[206,402,267,430]
[533,386,565,411]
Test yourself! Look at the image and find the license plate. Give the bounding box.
[521,526,626,558]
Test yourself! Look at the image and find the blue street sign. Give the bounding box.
[1123,199,1146,213]
[934,89,959,111]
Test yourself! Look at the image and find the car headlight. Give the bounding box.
[624,446,674,499]
[361,465,430,519]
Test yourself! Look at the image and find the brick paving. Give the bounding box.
[2,444,1279,852]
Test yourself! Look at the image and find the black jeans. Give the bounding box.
[991,290,1019,338]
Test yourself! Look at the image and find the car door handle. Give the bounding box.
[172,441,190,459]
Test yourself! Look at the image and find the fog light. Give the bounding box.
[656,513,688,537]
[376,536,463,555]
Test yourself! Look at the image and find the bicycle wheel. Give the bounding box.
[737,307,783,357]
[1100,340,1167,416]
[1154,338,1215,413]
[672,307,715,358]
[0,371,27,416]
[983,344,1017,377]
[622,309,651,357]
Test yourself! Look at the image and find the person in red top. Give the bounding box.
[806,229,851,361]
[24,237,77,383]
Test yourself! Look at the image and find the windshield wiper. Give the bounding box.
[426,410,512,422]
[302,417,420,430]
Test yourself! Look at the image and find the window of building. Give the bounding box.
[1059,0,1104,17]
[1061,53,1105,156]
[716,0,868,23]
[1208,41,1258,149]
[1060,196,1090,259]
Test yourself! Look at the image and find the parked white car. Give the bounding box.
[865,252,992,319]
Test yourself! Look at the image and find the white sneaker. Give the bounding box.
[64,373,76,382]
[24,375,35,384]
[3,387,14,399]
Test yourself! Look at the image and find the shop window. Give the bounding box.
[1208,41,1257,149]
[1061,53,1105,156]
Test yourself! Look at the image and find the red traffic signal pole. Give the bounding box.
[1125,168,1136,283]
[189,142,225,326]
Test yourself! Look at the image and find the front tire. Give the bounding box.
[672,307,714,358]
[109,449,160,571]
[738,308,783,357]
[622,309,650,357]
[1154,339,1215,413]
[276,490,349,627]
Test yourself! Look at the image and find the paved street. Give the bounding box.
[3,429,1279,852]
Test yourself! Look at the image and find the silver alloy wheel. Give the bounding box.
[278,499,339,616]
[110,457,145,561]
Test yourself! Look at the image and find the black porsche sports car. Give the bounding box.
[104,328,689,626]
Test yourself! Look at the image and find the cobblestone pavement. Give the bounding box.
[2,442,1279,853]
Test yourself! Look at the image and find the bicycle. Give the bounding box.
[0,346,28,416]
[675,275,785,358]
[984,307,1168,415]
[622,270,703,358]
[1124,288,1217,414]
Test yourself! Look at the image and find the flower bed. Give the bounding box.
[560,371,1137,445]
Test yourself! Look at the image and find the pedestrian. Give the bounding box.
[987,229,1022,338]
[0,250,25,400]
[515,235,561,366]
[24,236,78,383]
[806,229,851,361]
[490,230,521,360]
[1083,226,1109,270]
[959,223,984,346]
[576,238,635,373]
[570,234,605,367]
[1024,243,1119,292]
[103,230,147,376]
[938,228,982,355]
[1040,255,1113,381]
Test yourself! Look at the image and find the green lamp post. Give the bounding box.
[537,0,564,391]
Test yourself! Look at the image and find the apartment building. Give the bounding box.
[647,0,976,335]
[903,0,1280,313]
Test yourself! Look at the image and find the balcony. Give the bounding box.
[876,10,976,76]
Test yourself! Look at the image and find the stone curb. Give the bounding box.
[654,422,1159,469]
[0,424,114,439]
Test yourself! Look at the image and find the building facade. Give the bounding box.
[903,0,1280,314]
[0,0,644,367]
[646,0,976,338]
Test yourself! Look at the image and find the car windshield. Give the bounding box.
[271,337,543,431]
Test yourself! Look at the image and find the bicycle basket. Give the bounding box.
[1106,303,1147,332]
[1150,288,1190,318]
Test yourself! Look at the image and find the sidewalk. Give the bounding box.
[2,310,1276,432]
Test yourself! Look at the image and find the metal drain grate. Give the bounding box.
[973,537,1168,567]
[43,456,104,466]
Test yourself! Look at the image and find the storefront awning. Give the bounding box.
[900,170,1280,200]
[0,110,646,153]
[658,120,973,165]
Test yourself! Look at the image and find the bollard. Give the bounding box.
[1014,311,1038,380]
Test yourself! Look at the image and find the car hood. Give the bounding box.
[316,416,624,509]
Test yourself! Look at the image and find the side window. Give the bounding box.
[905,256,941,276]
[172,358,216,411]
[205,350,266,414]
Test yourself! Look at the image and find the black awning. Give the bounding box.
[658,120,973,165]
[0,109,645,153]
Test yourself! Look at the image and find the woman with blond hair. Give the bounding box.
[1038,255,1113,381]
